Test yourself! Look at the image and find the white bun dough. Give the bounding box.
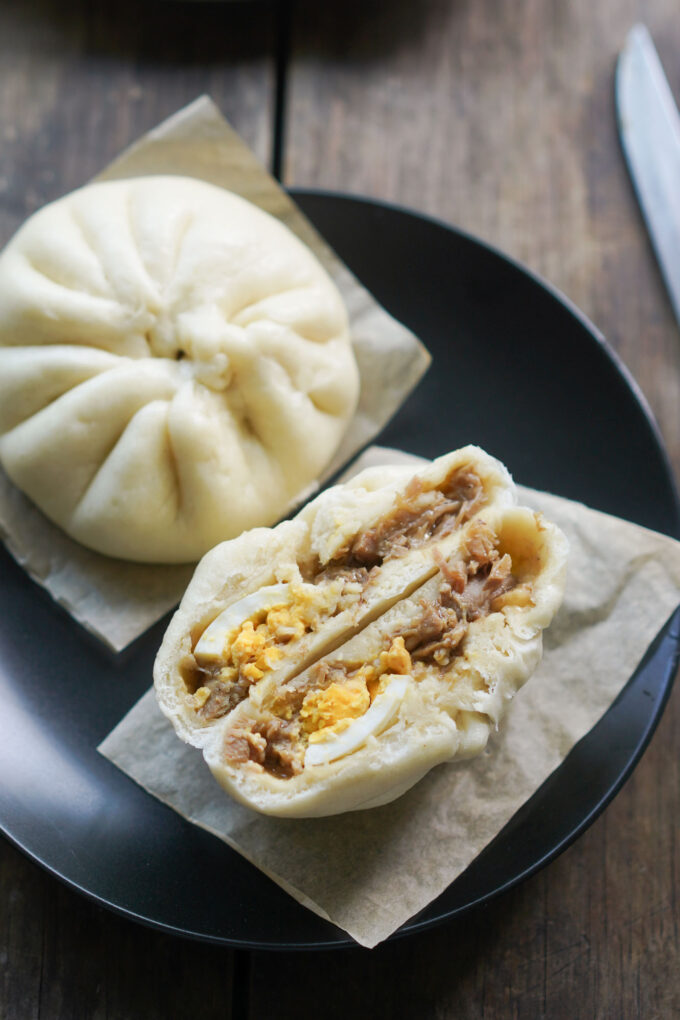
[0,176,359,562]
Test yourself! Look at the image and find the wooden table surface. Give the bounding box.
[2,1,680,1016]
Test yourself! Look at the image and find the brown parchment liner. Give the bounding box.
[99,446,680,948]
[0,98,430,651]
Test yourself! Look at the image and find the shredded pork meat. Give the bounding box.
[224,718,303,778]
[309,563,375,586]
[253,718,304,778]
[348,468,485,567]
[401,601,468,663]
[177,659,257,723]
[196,672,254,722]
[456,554,514,620]
[405,520,515,663]
[223,727,266,764]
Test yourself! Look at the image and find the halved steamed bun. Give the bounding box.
[0,176,359,562]
[154,448,568,817]
[154,446,515,742]
[208,506,567,816]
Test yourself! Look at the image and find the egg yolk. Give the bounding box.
[265,606,307,641]
[379,636,412,675]
[301,678,371,742]
[300,638,414,743]
[230,621,283,681]
[367,637,413,699]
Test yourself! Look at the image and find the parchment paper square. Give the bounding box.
[100,446,680,947]
[0,98,430,651]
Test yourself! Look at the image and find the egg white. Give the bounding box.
[193,583,292,663]
[304,674,409,766]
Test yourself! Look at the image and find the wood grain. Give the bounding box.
[2,0,680,1016]
[0,1,275,1017]
[1,837,238,1019]
[249,0,680,1016]
[0,0,275,245]
[285,0,680,458]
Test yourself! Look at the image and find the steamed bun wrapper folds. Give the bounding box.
[154,447,568,817]
[0,97,430,649]
[0,176,359,564]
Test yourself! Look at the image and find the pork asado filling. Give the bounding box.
[182,464,487,725]
[222,518,533,780]
[338,464,486,569]
[181,574,367,723]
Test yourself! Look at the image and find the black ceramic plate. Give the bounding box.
[1,192,679,951]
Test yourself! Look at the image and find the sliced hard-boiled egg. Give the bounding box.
[194,584,291,664]
[304,674,409,767]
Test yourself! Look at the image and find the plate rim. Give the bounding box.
[1,187,679,951]
[293,186,680,532]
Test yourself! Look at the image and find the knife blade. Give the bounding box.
[616,24,680,326]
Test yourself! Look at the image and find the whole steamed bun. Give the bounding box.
[0,176,359,563]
